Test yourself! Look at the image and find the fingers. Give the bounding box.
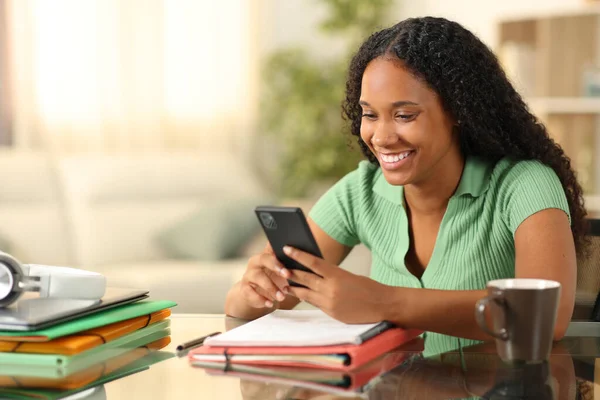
[288,286,324,308]
[283,246,329,277]
[242,251,293,309]
[241,281,273,308]
[289,269,323,291]
[258,252,291,279]
[251,269,287,301]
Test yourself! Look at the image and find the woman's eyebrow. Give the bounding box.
[359,100,419,107]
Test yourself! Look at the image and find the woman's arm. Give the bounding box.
[287,208,576,340]
[388,208,576,340]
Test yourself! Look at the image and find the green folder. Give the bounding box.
[0,319,170,370]
[0,300,177,341]
[0,349,174,400]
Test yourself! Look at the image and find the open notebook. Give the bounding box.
[193,310,422,371]
[205,309,393,347]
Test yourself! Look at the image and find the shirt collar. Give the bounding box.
[372,156,493,205]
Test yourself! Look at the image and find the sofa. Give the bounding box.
[0,149,371,313]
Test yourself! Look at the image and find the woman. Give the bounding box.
[225,17,582,342]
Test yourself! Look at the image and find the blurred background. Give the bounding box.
[0,0,599,313]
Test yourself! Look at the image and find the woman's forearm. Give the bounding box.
[385,287,491,340]
[386,286,569,341]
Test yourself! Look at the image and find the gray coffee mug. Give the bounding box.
[475,279,561,363]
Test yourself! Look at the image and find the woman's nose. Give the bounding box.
[371,125,398,147]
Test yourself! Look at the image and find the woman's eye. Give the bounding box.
[361,114,377,120]
[396,114,416,121]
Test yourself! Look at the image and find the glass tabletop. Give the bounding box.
[0,314,598,399]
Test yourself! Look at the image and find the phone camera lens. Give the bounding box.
[259,212,277,230]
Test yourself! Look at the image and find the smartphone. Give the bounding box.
[254,205,323,287]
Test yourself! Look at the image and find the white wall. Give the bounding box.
[398,0,584,47]
[260,0,585,55]
[258,0,348,60]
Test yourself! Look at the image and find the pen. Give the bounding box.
[176,331,221,353]
[355,321,395,344]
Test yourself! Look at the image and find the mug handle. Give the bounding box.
[475,290,509,341]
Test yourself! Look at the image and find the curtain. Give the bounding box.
[0,0,12,146]
[3,0,258,153]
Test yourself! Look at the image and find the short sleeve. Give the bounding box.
[308,162,374,247]
[499,160,571,235]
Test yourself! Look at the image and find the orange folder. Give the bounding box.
[0,336,171,390]
[0,309,171,355]
[189,327,422,371]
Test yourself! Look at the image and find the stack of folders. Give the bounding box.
[0,298,177,399]
[189,310,423,395]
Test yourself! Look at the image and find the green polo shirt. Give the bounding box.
[309,157,570,353]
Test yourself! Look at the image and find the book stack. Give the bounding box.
[0,295,176,399]
[189,310,423,396]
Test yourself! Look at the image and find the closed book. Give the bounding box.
[0,309,171,355]
[190,328,421,371]
[0,300,177,342]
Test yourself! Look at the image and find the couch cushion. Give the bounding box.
[97,259,247,314]
[0,150,71,264]
[58,152,269,267]
[156,197,266,261]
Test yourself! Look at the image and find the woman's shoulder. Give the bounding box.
[488,157,570,230]
[490,157,562,191]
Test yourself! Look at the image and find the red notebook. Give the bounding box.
[197,340,424,396]
[189,327,422,371]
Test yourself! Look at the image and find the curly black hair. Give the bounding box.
[342,16,588,254]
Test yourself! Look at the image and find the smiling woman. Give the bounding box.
[224,17,582,348]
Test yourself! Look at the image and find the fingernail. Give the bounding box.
[283,286,290,295]
[279,268,289,278]
[265,300,273,308]
[283,246,292,255]
[276,291,285,301]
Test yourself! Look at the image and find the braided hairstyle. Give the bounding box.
[342,17,588,254]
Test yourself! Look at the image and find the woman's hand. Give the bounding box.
[283,246,394,323]
[239,247,293,309]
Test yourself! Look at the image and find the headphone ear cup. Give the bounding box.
[0,251,26,308]
[0,288,22,308]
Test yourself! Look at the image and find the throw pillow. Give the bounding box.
[156,198,270,261]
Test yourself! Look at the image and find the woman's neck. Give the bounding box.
[404,150,465,215]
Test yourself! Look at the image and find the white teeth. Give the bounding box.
[381,151,412,163]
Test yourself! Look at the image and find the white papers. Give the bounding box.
[205,309,381,347]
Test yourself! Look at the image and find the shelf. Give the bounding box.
[526,97,600,114]
[498,4,600,23]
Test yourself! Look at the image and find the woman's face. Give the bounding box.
[359,57,460,187]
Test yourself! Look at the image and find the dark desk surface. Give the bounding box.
[2,315,596,400]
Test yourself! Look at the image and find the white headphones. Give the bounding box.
[0,251,106,307]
